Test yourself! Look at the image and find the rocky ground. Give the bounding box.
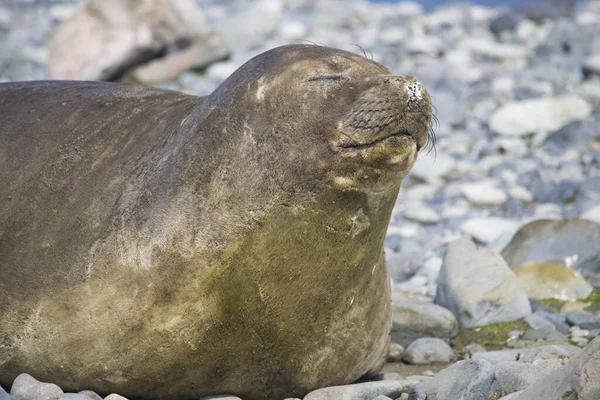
[1,0,600,399]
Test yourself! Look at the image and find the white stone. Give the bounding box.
[104,395,128,400]
[205,61,239,82]
[489,95,593,137]
[403,206,441,224]
[509,186,534,202]
[464,38,527,60]
[461,217,519,244]
[10,373,63,400]
[462,182,508,206]
[411,153,457,183]
[435,237,532,328]
[277,20,307,41]
[581,204,600,224]
[395,1,424,17]
[380,27,406,44]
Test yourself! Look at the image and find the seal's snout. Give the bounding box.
[337,73,432,151]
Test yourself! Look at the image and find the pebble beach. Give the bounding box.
[1,0,600,399]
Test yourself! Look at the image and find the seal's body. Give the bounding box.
[0,45,432,399]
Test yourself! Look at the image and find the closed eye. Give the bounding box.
[307,75,346,82]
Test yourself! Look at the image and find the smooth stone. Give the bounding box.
[581,204,600,224]
[465,343,487,355]
[566,312,600,330]
[513,337,600,399]
[391,293,458,347]
[492,361,549,395]
[501,219,600,272]
[387,343,405,363]
[435,237,531,328]
[302,381,404,400]
[410,153,457,183]
[59,395,89,400]
[460,217,519,244]
[198,395,242,400]
[77,392,102,400]
[371,396,393,400]
[386,250,423,282]
[10,374,63,400]
[372,373,402,381]
[473,349,522,364]
[489,10,524,35]
[532,311,570,334]
[499,391,523,400]
[464,38,527,61]
[103,395,128,400]
[277,21,307,41]
[489,95,592,137]
[0,385,16,400]
[403,206,441,224]
[461,182,508,206]
[514,262,593,301]
[583,54,600,76]
[402,338,454,365]
[205,60,240,82]
[424,359,502,400]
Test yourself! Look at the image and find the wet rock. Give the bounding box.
[501,219,600,274]
[435,237,531,328]
[422,359,502,400]
[391,292,458,347]
[513,337,600,399]
[302,381,404,400]
[10,373,63,400]
[402,338,454,365]
[513,261,593,301]
[489,95,592,137]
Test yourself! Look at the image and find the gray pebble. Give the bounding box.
[302,381,404,400]
[491,361,549,394]
[402,338,454,365]
[77,392,102,400]
[424,359,502,400]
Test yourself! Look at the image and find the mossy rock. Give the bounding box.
[451,319,532,356]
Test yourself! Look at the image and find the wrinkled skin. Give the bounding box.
[0,45,432,399]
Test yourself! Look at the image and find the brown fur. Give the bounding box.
[0,45,431,399]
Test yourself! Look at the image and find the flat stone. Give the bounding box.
[461,182,508,206]
[410,153,457,183]
[435,237,531,328]
[302,381,404,400]
[403,206,441,224]
[473,349,523,365]
[424,359,502,400]
[460,217,519,244]
[10,374,63,400]
[489,95,592,137]
[391,293,458,347]
[492,361,549,395]
[566,312,600,330]
[402,338,454,365]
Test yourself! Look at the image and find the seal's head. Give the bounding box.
[206,44,433,197]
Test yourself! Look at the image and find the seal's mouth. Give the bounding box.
[337,129,420,151]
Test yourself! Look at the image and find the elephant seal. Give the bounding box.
[0,45,432,399]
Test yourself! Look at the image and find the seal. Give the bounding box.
[0,44,432,399]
